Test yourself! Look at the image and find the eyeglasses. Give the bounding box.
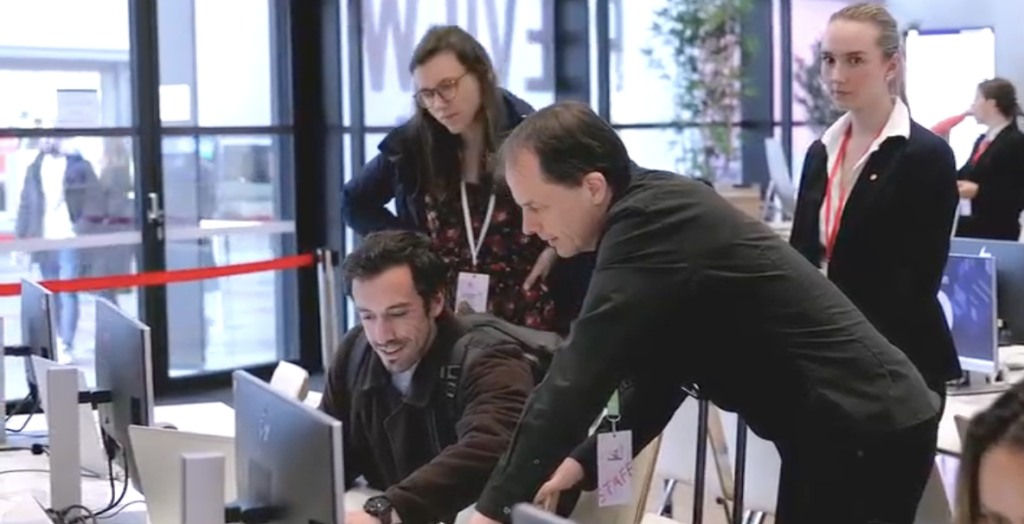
[414,72,469,108]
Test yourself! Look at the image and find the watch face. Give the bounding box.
[365,497,391,516]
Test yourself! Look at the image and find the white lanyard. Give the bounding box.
[460,181,496,268]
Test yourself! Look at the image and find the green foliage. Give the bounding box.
[643,0,755,182]
[794,39,844,132]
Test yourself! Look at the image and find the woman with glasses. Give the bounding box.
[341,26,585,333]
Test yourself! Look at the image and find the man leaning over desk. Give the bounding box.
[320,230,558,524]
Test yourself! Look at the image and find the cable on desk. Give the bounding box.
[96,500,144,520]
[5,392,38,433]
[46,504,98,524]
[93,456,129,517]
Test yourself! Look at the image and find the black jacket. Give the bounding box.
[790,121,961,387]
[955,124,1024,241]
[474,168,939,522]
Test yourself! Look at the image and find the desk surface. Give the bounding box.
[5,402,235,439]
[0,402,234,524]
[0,451,146,524]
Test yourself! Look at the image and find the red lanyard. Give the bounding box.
[823,126,882,260]
[971,139,991,163]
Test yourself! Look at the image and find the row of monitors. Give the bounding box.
[19,281,346,524]
[942,238,1024,375]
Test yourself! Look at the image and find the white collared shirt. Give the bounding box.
[985,121,1010,141]
[818,99,912,247]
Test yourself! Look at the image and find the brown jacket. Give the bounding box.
[319,313,536,524]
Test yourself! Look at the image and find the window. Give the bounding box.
[342,131,397,330]
[0,0,135,400]
[359,0,555,127]
[607,0,674,125]
[791,0,853,125]
[0,0,132,128]
[157,0,282,127]
[588,0,626,110]
[618,128,680,173]
[161,134,297,376]
[620,127,744,182]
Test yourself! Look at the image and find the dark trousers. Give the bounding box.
[772,414,940,524]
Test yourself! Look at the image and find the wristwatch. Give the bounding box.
[364,495,394,524]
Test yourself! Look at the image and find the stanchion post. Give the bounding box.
[732,417,748,524]
[181,452,227,524]
[317,249,341,371]
[693,397,710,524]
[0,318,6,446]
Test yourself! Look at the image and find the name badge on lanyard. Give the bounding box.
[455,181,496,314]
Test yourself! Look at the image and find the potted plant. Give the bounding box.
[643,0,756,185]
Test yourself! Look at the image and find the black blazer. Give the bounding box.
[475,168,940,520]
[790,122,961,387]
[955,124,1024,241]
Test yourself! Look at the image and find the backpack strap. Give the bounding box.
[345,326,369,393]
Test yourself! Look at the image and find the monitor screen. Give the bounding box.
[939,253,998,374]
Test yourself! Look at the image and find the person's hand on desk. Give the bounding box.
[466,457,585,524]
[958,180,979,199]
[533,457,584,507]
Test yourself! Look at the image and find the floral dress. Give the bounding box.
[425,181,558,331]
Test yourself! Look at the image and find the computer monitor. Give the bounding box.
[94,297,154,492]
[21,279,56,392]
[950,238,1024,344]
[512,504,575,524]
[233,370,345,524]
[938,253,999,375]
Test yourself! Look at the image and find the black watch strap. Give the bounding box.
[364,495,394,524]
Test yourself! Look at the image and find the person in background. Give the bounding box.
[955,77,1024,241]
[955,380,1024,524]
[340,25,586,334]
[790,3,960,410]
[84,137,135,304]
[15,137,102,363]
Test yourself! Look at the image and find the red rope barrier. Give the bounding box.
[0,253,317,296]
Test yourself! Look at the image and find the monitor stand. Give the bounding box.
[948,382,1011,396]
[948,370,1011,397]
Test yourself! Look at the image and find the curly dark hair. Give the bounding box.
[341,230,448,305]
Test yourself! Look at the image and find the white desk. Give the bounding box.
[7,401,236,440]
[0,401,235,523]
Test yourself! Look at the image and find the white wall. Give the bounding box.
[887,0,1024,92]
